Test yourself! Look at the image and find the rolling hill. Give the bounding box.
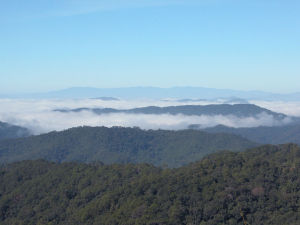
[0,121,31,141]
[0,126,257,167]
[202,124,300,145]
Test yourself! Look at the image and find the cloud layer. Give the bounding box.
[0,98,297,135]
[251,101,300,117]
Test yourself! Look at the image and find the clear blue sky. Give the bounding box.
[1,0,299,94]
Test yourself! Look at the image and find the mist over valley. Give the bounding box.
[1,90,300,136]
[1,1,300,223]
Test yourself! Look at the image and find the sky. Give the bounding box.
[1,0,300,94]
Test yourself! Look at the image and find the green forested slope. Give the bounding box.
[0,144,300,225]
[203,124,300,145]
[0,126,257,167]
[0,121,31,141]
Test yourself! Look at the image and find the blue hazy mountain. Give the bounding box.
[90,97,120,101]
[3,87,300,101]
[55,104,288,120]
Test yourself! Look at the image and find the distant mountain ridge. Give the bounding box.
[90,97,120,101]
[3,86,300,101]
[0,126,257,167]
[55,104,288,120]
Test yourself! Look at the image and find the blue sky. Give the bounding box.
[1,0,299,94]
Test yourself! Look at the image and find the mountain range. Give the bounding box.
[55,104,289,120]
[2,86,300,101]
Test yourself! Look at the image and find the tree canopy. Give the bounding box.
[0,126,256,167]
[1,144,299,225]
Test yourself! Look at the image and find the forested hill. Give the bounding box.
[55,104,287,119]
[1,144,299,225]
[0,121,31,141]
[202,124,300,145]
[0,126,257,167]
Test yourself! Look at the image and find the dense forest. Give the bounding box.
[0,144,299,225]
[0,126,256,167]
[0,121,31,141]
[202,124,300,145]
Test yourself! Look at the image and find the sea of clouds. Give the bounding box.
[0,98,298,135]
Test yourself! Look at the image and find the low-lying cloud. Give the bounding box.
[251,101,300,117]
[0,98,296,135]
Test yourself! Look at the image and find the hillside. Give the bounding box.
[0,126,256,167]
[0,121,31,141]
[0,144,299,225]
[55,104,287,119]
[202,124,300,145]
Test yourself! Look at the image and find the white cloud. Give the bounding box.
[0,98,295,134]
[250,101,300,117]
